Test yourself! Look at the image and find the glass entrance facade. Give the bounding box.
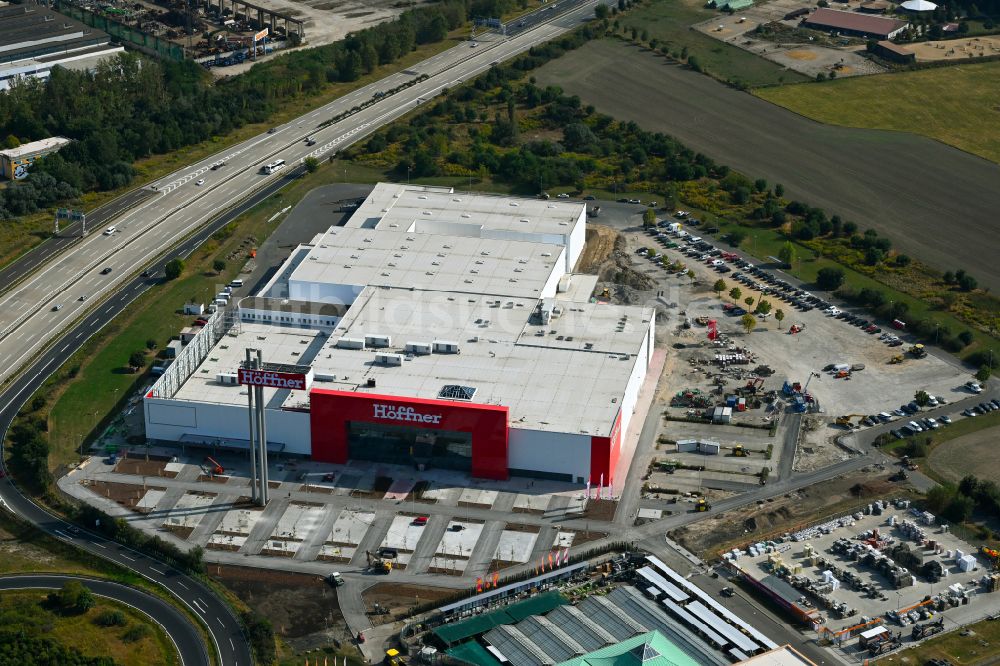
[346,421,473,471]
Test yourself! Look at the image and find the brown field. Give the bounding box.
[534,40,1000,290]
[927,424,1000,483]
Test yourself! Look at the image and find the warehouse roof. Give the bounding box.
[0,137,72,160]
[349,182,586,241]
[737,646,816,665]
[803,8,908,35]
[556,631,702,666]
[287,226,565,301]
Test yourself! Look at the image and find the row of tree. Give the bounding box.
[926,474,1000,525]
[0,0,494,219]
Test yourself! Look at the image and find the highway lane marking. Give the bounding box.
[230,638,235,651]
[216,617,225,627]
[92,541,106,548]
[120,553,136,561]
[60,344,70,353]
[193,598,207,614]
[0,357,54,413]
[104,306,115,315]
[177,581,188,589]
[150,566,167,575]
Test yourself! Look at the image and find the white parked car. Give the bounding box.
[966,381,983,394]
[196,178,205,186]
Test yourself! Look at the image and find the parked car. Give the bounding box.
[939,415,952,425]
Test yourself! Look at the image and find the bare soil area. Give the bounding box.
[210,564,342,638]
[669,468,916,557]
[113,456,177,478]
[87,481,165,511]
[534,39,1000,291]
[363,582,454,620]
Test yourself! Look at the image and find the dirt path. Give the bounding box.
[534,39,1000,291]
[927,424,1000,483]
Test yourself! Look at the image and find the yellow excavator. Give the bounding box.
[366,551,393,574]
[695,497,710,512]
[908,344,927,358]
[733,444,747,457]
[889,354,905,364]
[836,414,866,427]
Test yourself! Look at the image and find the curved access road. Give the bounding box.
[0,574,204,666]
[0,170,293,666]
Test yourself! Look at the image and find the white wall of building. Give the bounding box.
[144,398,311,455]
[288,280,362,306]
[508,427,591,482]
[568,209,587,271]
[618,329,650,440]
[540,248,568,298]
[239,307,340,330]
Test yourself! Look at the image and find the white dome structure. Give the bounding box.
[901,0,938,11]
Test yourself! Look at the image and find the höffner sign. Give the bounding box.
[238,369,307,390]
[372,404,443,424]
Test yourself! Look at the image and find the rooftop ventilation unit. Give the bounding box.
[432,340,460,354]
[364,334,391,348]
[374,353,404,366]
[336,337,366,350]
[405,341,432,355]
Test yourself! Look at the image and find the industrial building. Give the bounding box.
[0,2,123,92]
[0,137,72,180]
[144,183,655,484]
[801,8,908,39]
[432,556,781,666]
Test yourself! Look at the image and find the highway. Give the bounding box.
[0,574,207,665]
[0,3,608,664]
[0,0,602,390]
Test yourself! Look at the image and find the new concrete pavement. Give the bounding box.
[0,574,208,666]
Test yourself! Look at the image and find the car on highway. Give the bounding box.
[470,41,477,47]
[100,267,113,275]
[77,295,86,301]
[103,226,116,236]
[141,270,154,278]
[210,162,226,170]
[267,127,277,133]
[196,178,205,186]
[627,198,641,204]
[51,304,63,311]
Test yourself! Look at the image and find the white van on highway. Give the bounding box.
[103,226,117,236]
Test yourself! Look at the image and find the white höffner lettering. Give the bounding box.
[239,370,305,390]
[372,404,442,424]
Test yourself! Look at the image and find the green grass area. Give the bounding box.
[707,220,1000,360]
[755,61,1000,164]
[617,0,808,87]
[44,161,385,472]
[0,589,178,666]
[0,35,462,272]
[894,615,1000,664]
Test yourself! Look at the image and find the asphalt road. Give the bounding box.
[0,171,296,666]
[0,0,605,390]
[0,574,206,665]
[0,188,157,297]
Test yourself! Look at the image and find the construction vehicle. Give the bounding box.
[900,455,919,471]
[205,456,224,475]
[733,444,747,457]
[366,551,393,574]
[695,497,710,512]
[327,572,345,587]
[868,635,902,656]
[600,287,611,300]
[911,618,944,640]
[384,649,405,666]
[836,414,866,428]
[908,344,927,358]
[788,323,804,334]
[889,354,904,364]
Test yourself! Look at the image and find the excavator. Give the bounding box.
[835,414,866,428]
[205,456,224,475]
[695,497,710,512]
[732,444,748,457]
[366,551,393,574]
[908,344,927,358]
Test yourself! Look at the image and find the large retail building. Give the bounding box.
[144,184,655,484]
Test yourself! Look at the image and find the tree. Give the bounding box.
[753,178,767,193]
[129,350,147,369]
[726,230,747,247]
[755,299,772,315]
[744,296,755,309]
[741,313,757,334]
[304,156,320,173]
[942,270,956,284]
[774,183,784,197]
[595,3,610,18]
[775,308,785,329]
[816,266,846,291]
[943,494,975,523]
[729,287,742,301]
[777,241,796,267]
[976,365,991,382]
[642,207,656,227]
[51,581,95,613]
[958,273,978,291]
[687,269,696,283]
[687,55,702,72]
[213,259,226,274]
[914,390,930,407]
[164,258,184,280]
[713,279,727,295]
[145,338,157,350]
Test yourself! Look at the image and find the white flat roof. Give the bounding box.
[178,288,652,436]
[0,136,71,160]
[288,226,564,300]
[349,182,585,238]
